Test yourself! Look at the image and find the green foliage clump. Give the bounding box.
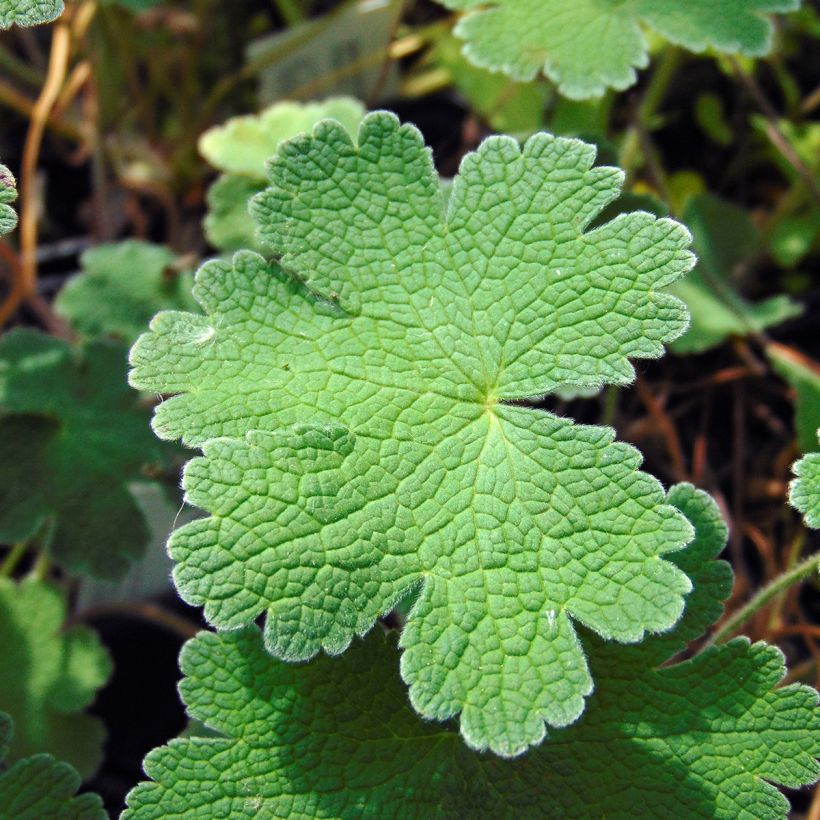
[0,329,171,578]
[0,579,111,778]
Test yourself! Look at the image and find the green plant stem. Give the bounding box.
[0,542,27,578]
[30,553,50,581]
[708,552,820,646]
[271,0,305,25]
[620,46,683,183]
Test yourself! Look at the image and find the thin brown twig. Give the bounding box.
[67,602,200,641]
[0,20,71,327]
[730,56,820,207]
[633,376,688,482]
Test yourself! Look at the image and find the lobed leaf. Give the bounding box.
[0,579,111,778]
[123,486,820,819]
[437,0,801,99]
[131,112,697,755]
[0,329,170,578]
[0,0,63,28]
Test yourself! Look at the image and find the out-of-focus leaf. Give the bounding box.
[670,193,803,354]
[0,580,111,778]
[55,240,198,344]
[769,211,820,268]
[695,92,733,146]
[437,0,800,99]
[432,33,549,133]
[203,175,266,254]
[0,329,170,579]
[199,98,367,177]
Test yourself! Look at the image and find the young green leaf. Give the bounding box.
[0,714,106,820]
[790,431,820,528]
[0,164,17,236]
[131,113,696,755]
[0,0,63,28]
[203,174,266,253]
[200,97,366,253]
[0,329,170,578]
[123,486,820,819]
[0,579,111,779]
[55,240,198,344]
[768,343,820,453]
[199,98,366,176]
[437,0,800,99]
[669,194,802,354]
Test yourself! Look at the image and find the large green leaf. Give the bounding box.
[55,240,198,344]
[0,714,106,820]
[0,329,169,578]
[0,579,111,779]
[438,0,800,99]
[0,0,62,28]
[123,486,820,818]
[131,113,696,755]
[0,164,17,236]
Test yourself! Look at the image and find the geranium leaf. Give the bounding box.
[131,113,696,755]
[437,0,800,99]
[123,486,820,819]
[0,580,111,779]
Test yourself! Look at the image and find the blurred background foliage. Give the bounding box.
[0,0,818,814]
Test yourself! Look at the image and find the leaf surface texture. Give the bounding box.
[131,113,697,754]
